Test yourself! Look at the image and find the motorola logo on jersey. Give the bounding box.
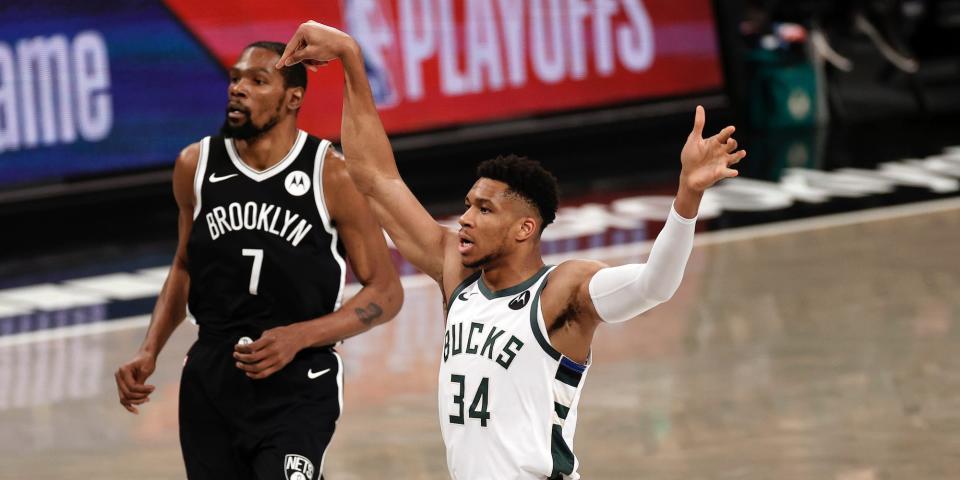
[509,291,530,310]
[283,454,314,480]
[285,170,311,197]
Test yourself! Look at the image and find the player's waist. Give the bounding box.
[196,323,335,351]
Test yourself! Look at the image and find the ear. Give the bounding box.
[514,216,538,242]
[286,87,304,111]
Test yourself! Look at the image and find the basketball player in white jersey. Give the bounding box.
[278,22,746,480]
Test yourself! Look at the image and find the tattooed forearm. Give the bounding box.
[355,302,384,326]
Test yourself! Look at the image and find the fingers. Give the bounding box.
[714,125,736,145]
[690,105,705,139]
[116,367,155,396]
[724,137,738,153]
[276,29,305,69]
[728,149,747,165]
[234,335,282,378]
[233,348,269,364]
[115,367,155,414]
[235,335,273,355]
[721,167,740,179]
[235,357,281,379]
[285,47,312,68]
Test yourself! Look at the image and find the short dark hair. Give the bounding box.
[244,41,308,92]
[476,155,559,231]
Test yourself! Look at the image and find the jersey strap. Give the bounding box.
[310,138,346,311]
[526,265,588,479]
[446,270,483,310]
[191,136,212,220]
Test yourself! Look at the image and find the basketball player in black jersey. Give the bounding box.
[115,41,403,480]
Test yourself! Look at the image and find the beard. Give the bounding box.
[462,243,507,269]
[220,100,283,140]
[463,254,496,269]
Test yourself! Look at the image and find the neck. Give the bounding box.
[234,120,299,171]
[480,250,545,292]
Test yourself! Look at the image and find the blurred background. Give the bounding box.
[1,0,959,478]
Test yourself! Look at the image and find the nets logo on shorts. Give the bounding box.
[285,171,311,197]
[284,453,315,480]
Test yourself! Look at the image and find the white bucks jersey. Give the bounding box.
[439,266,589,480]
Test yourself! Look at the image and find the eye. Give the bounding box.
[255,79,266,85]
[230,76,239,84]
[479,207,490,214]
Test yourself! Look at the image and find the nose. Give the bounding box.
[229,79,247,98]
[459,209,474,229]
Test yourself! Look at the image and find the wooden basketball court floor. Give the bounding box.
[1,198,958,479]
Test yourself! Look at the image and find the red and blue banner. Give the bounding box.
[0,0,722,188]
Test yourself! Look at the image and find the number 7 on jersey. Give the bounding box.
[242,248,263,295]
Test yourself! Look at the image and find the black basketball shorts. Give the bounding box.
[179,334,342,480]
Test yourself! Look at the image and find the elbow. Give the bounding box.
[641,277,680,305]
[387,278,405,321]
[344,163,379,195]
[375,276,405,324]
[648,283,680,304]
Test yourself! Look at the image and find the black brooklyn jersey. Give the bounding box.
[187,131,345,337]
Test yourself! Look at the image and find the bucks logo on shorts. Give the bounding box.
[284,454,315,480]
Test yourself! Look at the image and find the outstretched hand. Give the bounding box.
[679,106,746,192]
[275,21,356,72]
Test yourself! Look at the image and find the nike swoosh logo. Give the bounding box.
[307,368,331,380]
[208,172,239,183]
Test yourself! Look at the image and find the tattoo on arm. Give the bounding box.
[355,302,384,326]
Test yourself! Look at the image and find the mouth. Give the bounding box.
[457,233,475,256]
[226,103,250,121]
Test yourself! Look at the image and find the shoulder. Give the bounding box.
[176,141,203,170]
[319,144,372,225]
[324,144,345,163]
[173,141,204,186]
[548,259,607,286]
[321,145,351,190]
[541,259,608,311]
[172,141,203,208]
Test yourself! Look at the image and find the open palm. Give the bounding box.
[680,106,746,192]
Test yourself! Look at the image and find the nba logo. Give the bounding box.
[342,0,403,108]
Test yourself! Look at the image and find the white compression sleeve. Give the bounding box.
[587,204,696,323]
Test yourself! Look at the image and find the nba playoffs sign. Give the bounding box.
[0,0,721,189]
[168,0,723,136]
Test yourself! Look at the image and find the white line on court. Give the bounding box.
[1,196,958,348]
[0,283,110,309]
[0,315,153,348]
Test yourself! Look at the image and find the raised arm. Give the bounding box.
[277,22,461,287]
[583,106,744,320]
[544,107,745,361]
[233,149,403,380]
[115,142,198,413]
[297,149,404,342]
